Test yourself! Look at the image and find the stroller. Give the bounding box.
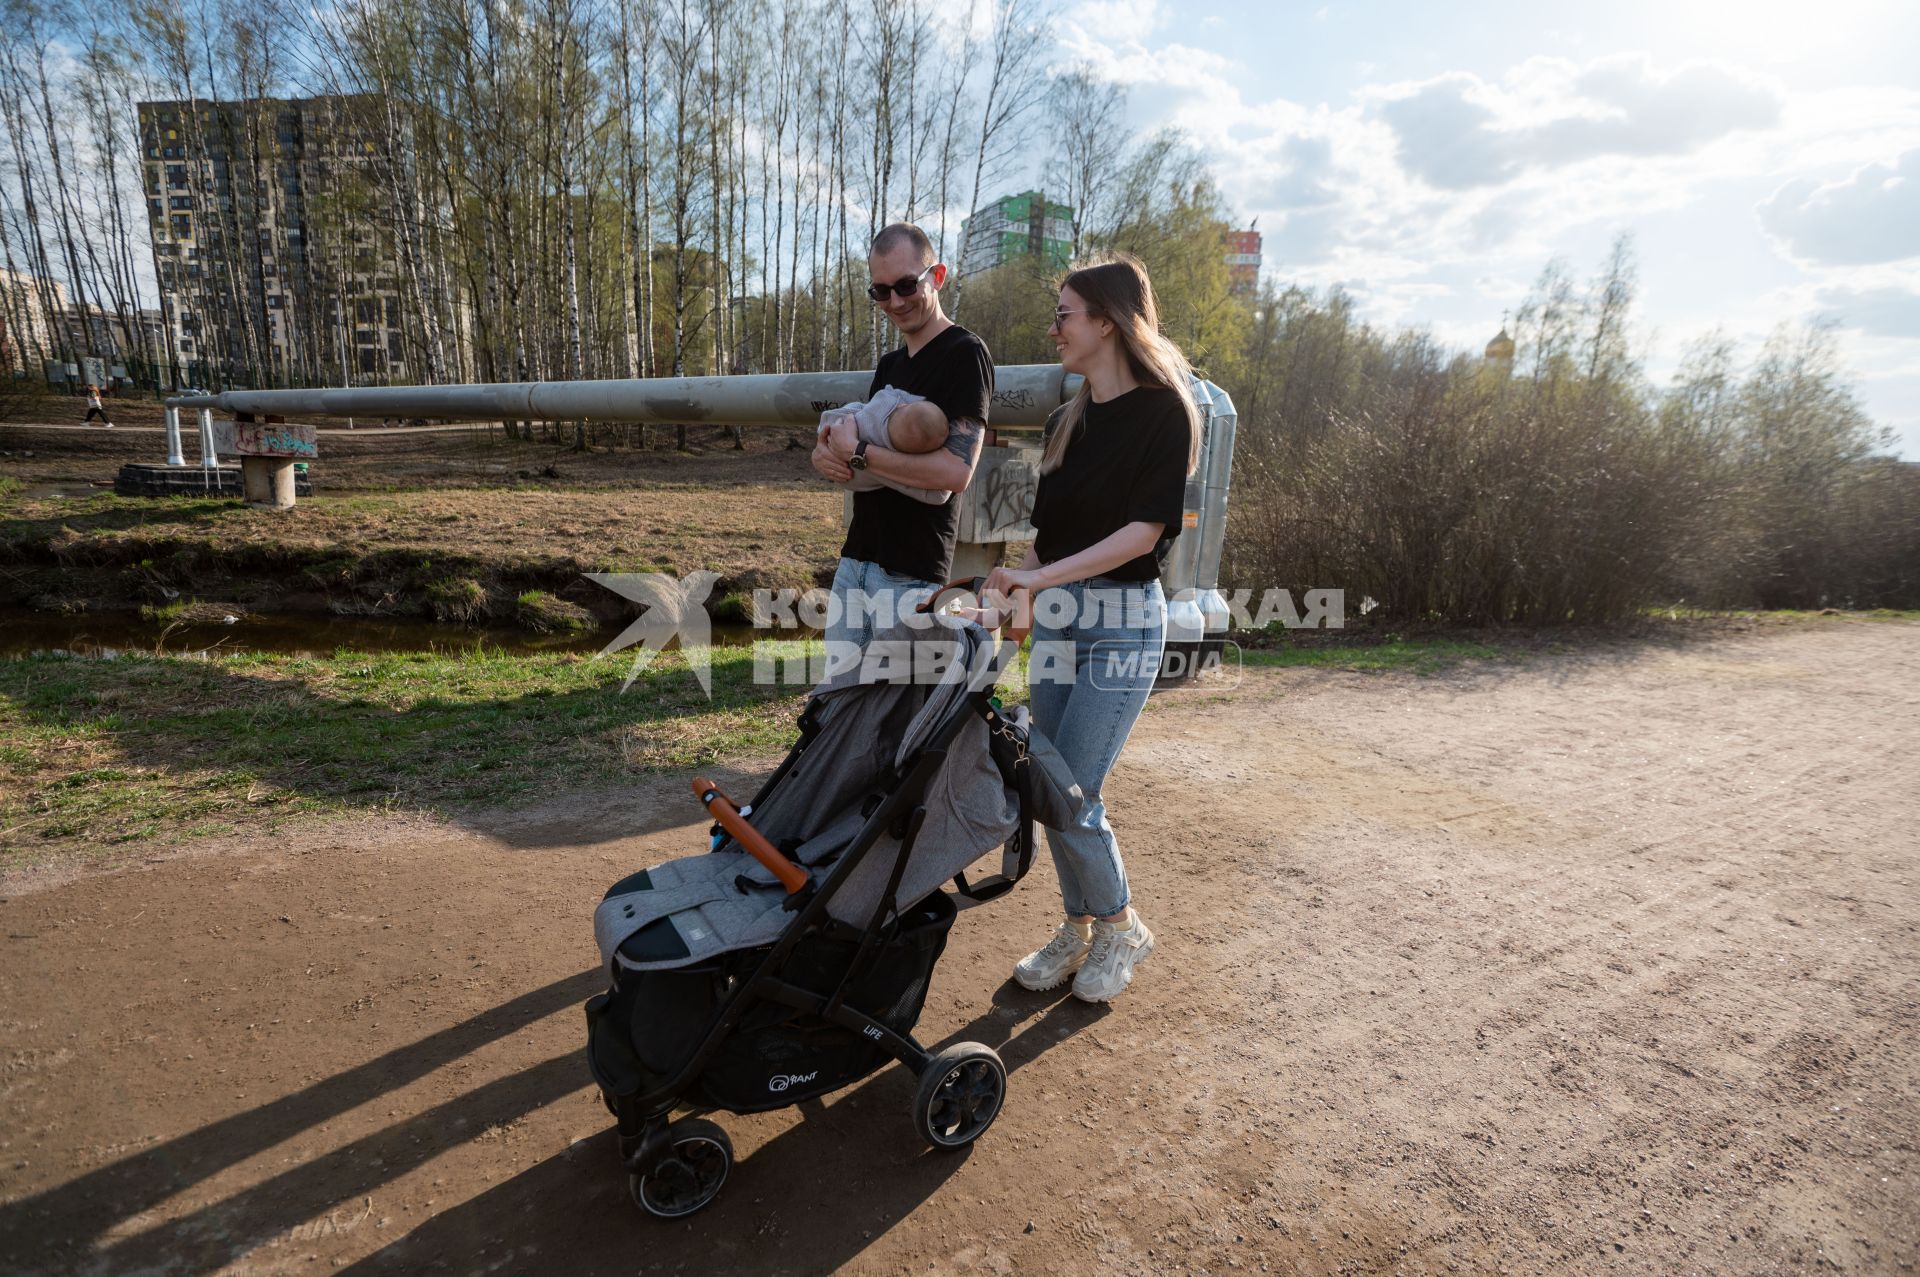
[585,594,1080,1218]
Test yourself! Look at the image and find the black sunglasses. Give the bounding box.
[867,264,934,302]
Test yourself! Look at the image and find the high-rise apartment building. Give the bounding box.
[0,271,167,385]
[0,269,67,377]
[959,192,1075,276]
[137,94,447,389]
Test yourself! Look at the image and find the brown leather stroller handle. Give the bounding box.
[693,776,808,895]
[915,575,988,614]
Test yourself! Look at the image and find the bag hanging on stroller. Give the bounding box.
[584,607,1081,1217]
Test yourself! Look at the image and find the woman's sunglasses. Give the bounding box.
[867,264,935,302]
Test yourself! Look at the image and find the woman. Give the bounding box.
[982,255,1201,1003]
[82,383,114,428]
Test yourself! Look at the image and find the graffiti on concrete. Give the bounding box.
[981,456,1037,534]
[216,421,319,458]
[991,387,1036,412]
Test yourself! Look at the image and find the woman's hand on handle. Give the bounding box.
[981,565,1042,644]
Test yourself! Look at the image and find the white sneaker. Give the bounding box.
[1071,911,1155,1003]
[1013,921,1092,991]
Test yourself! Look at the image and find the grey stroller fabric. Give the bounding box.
[594,615,1020,975]
[984,702,1082,830]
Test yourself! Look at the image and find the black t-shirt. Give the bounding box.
[1031,385,1192,583]
[839,323,994,583]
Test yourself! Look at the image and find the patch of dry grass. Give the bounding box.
[0,644,805,862]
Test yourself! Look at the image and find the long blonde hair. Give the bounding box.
[1041,254,1202,476]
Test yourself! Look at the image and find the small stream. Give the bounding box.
[0,608,789,660]
[18,481,117,500]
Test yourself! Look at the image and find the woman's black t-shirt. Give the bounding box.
[1030,385,1192,583]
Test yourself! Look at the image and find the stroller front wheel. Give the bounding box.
[913,1042,1007,1150]
[630,1117,734,1218]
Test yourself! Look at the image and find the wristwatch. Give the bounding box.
[849,440,870,470]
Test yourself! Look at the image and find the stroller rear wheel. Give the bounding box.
[630,1117,733,1218]
[913,1042,1007,1150]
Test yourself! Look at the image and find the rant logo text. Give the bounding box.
[768,1070,820,1093]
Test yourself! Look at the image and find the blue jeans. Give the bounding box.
[823,557,938,675]
[1026,578,1165,919]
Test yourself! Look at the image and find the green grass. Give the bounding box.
[1645,604,1920,624]
[0,642,822,862]
[1761,607,1920,623]
[6,602,1905,864]
[1235,635,1507,676]
[425,575,488,622]
[515,588,593,632]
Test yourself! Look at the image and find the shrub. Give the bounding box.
[1223,242,1920,621]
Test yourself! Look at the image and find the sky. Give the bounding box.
[1050,0,1920,457]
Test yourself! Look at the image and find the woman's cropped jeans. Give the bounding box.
[1026,577,1165,920]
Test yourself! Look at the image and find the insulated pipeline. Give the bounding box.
[165,365,1081,429]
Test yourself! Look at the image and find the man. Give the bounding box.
[813,222,993,660]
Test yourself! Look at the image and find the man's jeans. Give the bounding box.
[822,556,938,676]
[1025,578,1166,919]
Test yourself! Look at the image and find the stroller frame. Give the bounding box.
[587,659,1031,1215]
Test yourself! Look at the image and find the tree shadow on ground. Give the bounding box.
[339,980,1107,1276]
[0,969,603,1274]
[0,497,237,543]
[0,972,1099,1276]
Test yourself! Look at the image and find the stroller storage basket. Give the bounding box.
[591,890,957,1114]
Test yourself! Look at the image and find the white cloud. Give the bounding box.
[1059,0,1165,38]
[1045,45,1804,284]
[1758,149,1920,266]
[1048,23,1920,454]
[1374,55,1783,190]
[1816,286,1920,339]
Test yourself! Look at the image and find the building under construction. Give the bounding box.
[958,192,1075,277]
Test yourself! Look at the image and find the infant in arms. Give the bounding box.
[817,388,953,505]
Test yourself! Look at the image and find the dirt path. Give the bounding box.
[2,623,1916,1276]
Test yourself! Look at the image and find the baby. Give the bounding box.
[817,387,952,505]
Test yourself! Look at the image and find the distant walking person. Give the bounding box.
[984,255,1201,1003]
[812,222,993,666]
[81,383,114,429]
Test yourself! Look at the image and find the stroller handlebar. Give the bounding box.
[693,777,810,895]
[915,576,989,615]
